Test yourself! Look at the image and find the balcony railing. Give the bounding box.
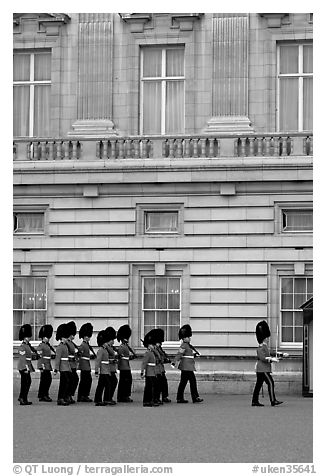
[13,132,313,162]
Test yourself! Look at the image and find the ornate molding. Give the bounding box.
[13,13,70,36]
[259,13,289,28]
[171,13,204,30]
[119,13,152,32]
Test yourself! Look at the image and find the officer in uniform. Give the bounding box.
[94,329,112,406]
[141,330,159,407]
[117,324,136,403]
[54,323,72,406]
[77,322,94,402]
[66,321,79,404]
[17,323,35,405]
[252,320,283,407]
[155,328,171,403]
[150,329,164,405]
[37,324,55,402]
[173,324,203,404]
[105,326,118,405]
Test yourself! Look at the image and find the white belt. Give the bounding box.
[183,356,194,359]
[61,357,69,361]
[68,355,75,358]
[121,357,129,360]
[147,363,155,366]
[43,356,51,359]
[101,361,109,364]
[26,358,31,361]
[81,357,90,360]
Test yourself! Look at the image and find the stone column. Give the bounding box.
[204,14,253,133]
[69,13,117,137]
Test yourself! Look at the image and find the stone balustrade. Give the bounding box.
[13,133,313,162]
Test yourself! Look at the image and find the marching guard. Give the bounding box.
[173,324,203,404]
[154,328,171,403]
[117,324,136,403]
[54,323,72,406]
[77,322,94,402]
[252,320,283,407]
[141,330,159,407]
[105,327,118,405]
[17,324,35,405]
[66,321,79,404]
[94,329,112,406]
[37,324,55,402]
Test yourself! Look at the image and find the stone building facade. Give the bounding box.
[13,13,313,375]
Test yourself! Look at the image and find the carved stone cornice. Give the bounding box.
[13,13,70,36]
[259,13,289,28]
[171,13,204,30]
[119,13,152,32]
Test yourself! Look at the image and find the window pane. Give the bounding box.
[34,53,51,80]
[281,293,293,309]
[156,278,167,294]
[143,48,162,77]
[14,213,44,233]
[279,45,298,74]
[282,326,293,342]
[13,54,30,81]
[156,293,167,309]
[295,327,303,343]
[143,82,161,134]
[283,209,313,231]
[166,49,184,76]
[279,78,298,130]
[303,77,313,130]
[144,311,155,331]
[13,311,23,340]
[145,211,178,233]
[294,293,307,308]
[303,45,313,73]
[307,279,313,295]
[282,278,293,294]
[294,278,307,294]
[13,86,30,136]
[294,312,303,326]
[143,278,155,294]
[282,311,293,326]
[144,293,155,309]
[157,311,167,327]
[166,81,184,134]
[34,85,51,137]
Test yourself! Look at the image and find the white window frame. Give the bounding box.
[136,203,184,236]
[140,45,185,135]
[13,205,48,235]
[274,201,313,235]
[13,276,48,344]
[279,276,313,346]
[282,209,313,233]
[276,42,313,132]
[141,275,182,344]
[13,50,51,137]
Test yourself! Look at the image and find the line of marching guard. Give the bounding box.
[16,320,284,408]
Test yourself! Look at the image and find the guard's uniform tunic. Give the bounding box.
[117,342,133,402]
[107,344,118,402]
[17,341,35,403]
[37,341,53,399]
[252,343,276,404]
[54,342,72,402]
[141,349,157,405]
[94,346,111,404]
[66,339,79,399]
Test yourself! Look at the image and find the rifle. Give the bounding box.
[188,343,201,357]
[124,340,138,359]
[87,342,97,360]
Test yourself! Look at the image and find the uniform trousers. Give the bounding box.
[157,372,169,399]
[94,374,110,403]
[19,370,31,402]
[117,369,132,401]
[77,370,92,400]
[143,376,157,404]
[68,367,79,397]
[177,370,199,402]
[252,372,276,403]
[108,372,118,401]
[38,369,52,398]
[58,371,71,402]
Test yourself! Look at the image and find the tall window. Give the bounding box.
[142,277,181,341]
[280,277,313,344]
[13,277,47,341]
[277,43,313,131]
[13,51,51,137]
[140,46,185,135]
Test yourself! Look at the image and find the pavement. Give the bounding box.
[13,389,313,464]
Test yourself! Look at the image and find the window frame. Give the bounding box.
[136,203,184,236]
[140,45,185,135]
[13,205,48,235]
[274,202,313,235]
[13,49,51,138]
[279,276,313,346]
[282,209,313,233]
[276,42,313,132]
[141,276,182,343]
[13,276,48,344]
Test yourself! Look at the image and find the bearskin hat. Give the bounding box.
[39,324,53,339]
[104,326,116,342]
[143,330,154,348]
[155,328,165,344]
[117,324,132,342]
[178,324,192,340]
[67,321,77,337]
[97,330,107,347]
[19,324,32,341]
[56,323,70,341]
[79,322,93,339]
[255,320,271,344]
